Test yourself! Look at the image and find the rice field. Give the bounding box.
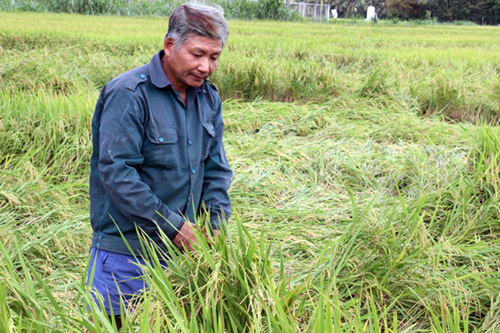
[1,11,500,332]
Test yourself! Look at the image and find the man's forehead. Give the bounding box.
[191,45,222,53]
[185,37,222,52]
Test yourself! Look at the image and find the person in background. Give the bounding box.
[86,4,232,329]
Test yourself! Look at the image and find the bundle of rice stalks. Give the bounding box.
[137,215,304,332]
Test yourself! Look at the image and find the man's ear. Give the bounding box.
[164,36,175,57]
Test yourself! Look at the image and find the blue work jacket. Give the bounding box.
[89,50,232,255]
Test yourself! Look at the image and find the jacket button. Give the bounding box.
[159,137,164,142]
[98,234,103,239]
[212,130,216,136]
[191,168,196,174]
[96,242,101,247]
[188,139,192,145]
[139,74,145,79]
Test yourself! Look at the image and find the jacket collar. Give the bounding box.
[150,50,172,89]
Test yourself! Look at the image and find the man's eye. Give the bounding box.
[193,54,202,58]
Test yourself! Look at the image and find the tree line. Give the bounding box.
[330,0,500,25]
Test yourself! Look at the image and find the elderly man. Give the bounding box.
[87,4,232,328]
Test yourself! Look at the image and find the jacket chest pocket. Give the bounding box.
[201,121,215,160]
[145,125,179,168]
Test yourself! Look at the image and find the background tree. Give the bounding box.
[423,0,500,24]
[387,0,419,19]
[329,0,499,24]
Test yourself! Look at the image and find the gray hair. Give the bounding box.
[166,4,229,49]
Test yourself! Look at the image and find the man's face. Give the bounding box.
[163,35,222,92]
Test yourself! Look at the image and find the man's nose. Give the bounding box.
[198,57,209,74]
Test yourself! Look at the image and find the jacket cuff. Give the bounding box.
[161,213,185,240]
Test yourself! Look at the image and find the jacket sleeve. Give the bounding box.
[201,98,233,231]
[97,87,185,240]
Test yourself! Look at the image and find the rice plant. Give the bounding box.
[1,11,500,332]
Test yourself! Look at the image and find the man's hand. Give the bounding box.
[172,223,199,252]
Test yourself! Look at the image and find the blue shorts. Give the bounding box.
[86,247,168,316]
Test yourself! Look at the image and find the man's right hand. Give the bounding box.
[172,222,199,252]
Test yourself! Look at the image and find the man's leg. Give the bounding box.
[108,315,122,331]
[86,247,151,329]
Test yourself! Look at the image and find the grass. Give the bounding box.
[0,0,298,21]
[1,11,500,332]
[1,12,499,117]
